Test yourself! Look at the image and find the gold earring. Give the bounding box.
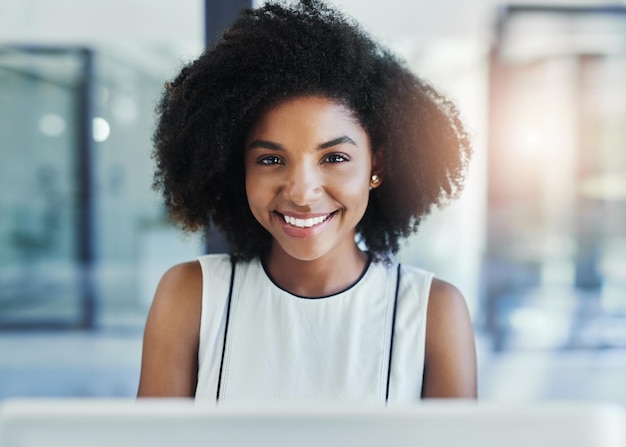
[370,174,381,187]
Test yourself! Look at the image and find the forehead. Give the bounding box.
[247,95,368,143]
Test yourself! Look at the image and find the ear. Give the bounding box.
[369,149,384,189]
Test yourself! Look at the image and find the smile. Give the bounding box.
[282,213,331,228]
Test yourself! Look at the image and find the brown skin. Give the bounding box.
[137,261,202,397]
[137,96,477,399]
[422,279,477,398]
[244,96,380,297]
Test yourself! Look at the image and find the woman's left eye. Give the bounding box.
[324,153,349,163]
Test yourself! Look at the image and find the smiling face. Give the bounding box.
[244,95,381,264]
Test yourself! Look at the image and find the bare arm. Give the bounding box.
[421,278,477,398]
[137,261,202,397]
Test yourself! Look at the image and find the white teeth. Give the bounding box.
[283,214,330,228]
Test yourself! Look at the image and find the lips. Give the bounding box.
[275,211,335,237]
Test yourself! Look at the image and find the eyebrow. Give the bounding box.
[248,135,357,151]
[319,136,356,149]
[248,140,283,150]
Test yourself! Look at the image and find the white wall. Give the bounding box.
[0,0,204,79]
[0,0,202,46]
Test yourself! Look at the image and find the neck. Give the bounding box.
[263,245,369,298]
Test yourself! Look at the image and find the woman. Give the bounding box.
[138,0,476,402]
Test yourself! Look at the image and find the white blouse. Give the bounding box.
[194,254,432,404]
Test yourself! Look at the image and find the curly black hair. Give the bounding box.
[152,0,471,262]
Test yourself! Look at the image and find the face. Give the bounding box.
[245,95,381,263]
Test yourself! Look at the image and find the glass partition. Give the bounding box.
[0,47,90,328]
[487,6,626,351]
[0,45,204,330]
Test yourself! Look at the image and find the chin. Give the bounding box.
[272,242,330,263]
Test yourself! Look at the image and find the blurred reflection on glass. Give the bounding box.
[0,49,83,327]
[487,6,626,351]
[0,44,204,330]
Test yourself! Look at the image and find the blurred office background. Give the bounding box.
[1,0,625,403]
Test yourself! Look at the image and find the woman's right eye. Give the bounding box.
[257,155,283,165]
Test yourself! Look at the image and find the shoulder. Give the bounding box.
[149,255,239,326]
[395,264,433,305]
[427,278,468,324]
[144,260,204,350]
[396,266,469,343]
[197,253,233,272]
[137,260,203,397]
[425,278,475,350]
[398,264,433,285]
[154,260,203,309]
[422,277,477,398]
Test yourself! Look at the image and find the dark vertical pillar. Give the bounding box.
[205,0,252,46]
[574,55,602,291]
[203,0,252,254]
[76,48,97,328]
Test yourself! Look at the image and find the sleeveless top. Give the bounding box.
[194,254,433,404]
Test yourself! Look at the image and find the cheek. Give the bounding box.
[332,166,371,195]
[245,172,270,215]
[329,173,371,213]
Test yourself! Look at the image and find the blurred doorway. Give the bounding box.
[0,46,95,329]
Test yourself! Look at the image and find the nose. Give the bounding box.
[282,163,322,206]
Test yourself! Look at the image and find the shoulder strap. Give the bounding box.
[216,256,236,402]
[385,263,402,403]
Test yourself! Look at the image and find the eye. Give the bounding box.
[324,153,350,163]
[257,155,283,165]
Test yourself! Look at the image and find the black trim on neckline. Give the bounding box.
[259,254,373,300]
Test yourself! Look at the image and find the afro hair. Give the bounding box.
[152,0,472,261]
